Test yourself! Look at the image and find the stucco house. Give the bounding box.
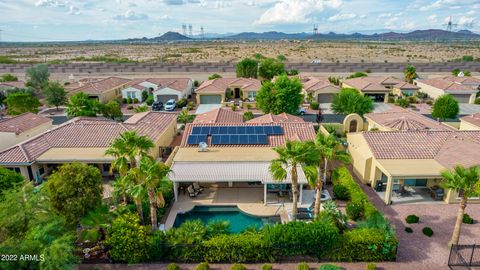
[0,113,53,151]
[414,76,480,104]
[0,112,177,182]
[70,77,131,103]
[121,78,193,103]
[301,76,340,103]
[195,78,261,105]
[460,113,480,131]
[342,76,419,102]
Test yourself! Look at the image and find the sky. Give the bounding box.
[0,0,479,41]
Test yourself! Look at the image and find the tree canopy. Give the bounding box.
[208,73,222,80]
[432,94,459,120]
[26,64,50,90]
[0,73,18,82]
[236,58,258,78]
[403,64,418,83]
[65,92,102,117]
[44,163,103,223]
[0,167,24,197]
[102,100,123,120]
[42,81,67,110]
[258,58,285,80]
[5,91,41,115]
[331,88,374,116]
[346,72,368,79]
[255,74,303,115]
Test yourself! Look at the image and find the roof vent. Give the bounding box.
[199,141,208,152]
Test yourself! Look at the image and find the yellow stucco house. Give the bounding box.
[70,77,131,103]
[0,113,53,151]
[195,78,261,105]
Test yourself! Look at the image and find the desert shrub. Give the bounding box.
[167,263,181,270]
[405,215,419,224]
[187,101,195,110]
[243,111,254,121]
[126,105,133,110]
[333,184,350,200]
[122,98,127,104]
[422,227,433,237]
[346,201,364,221]
[297,262,310,270]
[231,105,237,111]
[127,97,133,104]
[262,264,273,270]
[395,98,409,108]
[246,103,252,110]
[133,98,139,104]
[146,95,154,106]
[196,262,210,270]
[463,213,474,224]
[366,263,376,270]
[426,100,433,105]
[405,227,413,233]
[416,92,428,99]
[319,264,342,270]
[310,101,320,110]
[176,98,188,108]
[231,264,247,270]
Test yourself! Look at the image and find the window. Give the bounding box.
[127,91,136,99]
[6,167,21,173]
[248,91,257,100]
[38,166,45,176]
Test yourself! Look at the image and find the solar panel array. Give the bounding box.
[187,125,283,145]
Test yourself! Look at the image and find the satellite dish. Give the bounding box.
[457,71,464,77]
[199,141,208,152]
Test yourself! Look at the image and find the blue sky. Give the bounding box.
[0,0,479,41]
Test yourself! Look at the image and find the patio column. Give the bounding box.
[299,184,303,205]
[384,175,393,204]
[264,184,267,206]
[173,181,179,202]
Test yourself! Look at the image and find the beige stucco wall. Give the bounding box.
[149,119,177,158]
[459,120,480,131]
[0,121,53,151]
[414,81,445,99]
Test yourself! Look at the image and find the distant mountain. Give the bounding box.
[127,31,191,42]
[371,29,480,40]
[225,31,310,40]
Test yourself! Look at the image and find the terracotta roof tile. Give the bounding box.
[247,113,304,124]
[193,108,244,124]
[71,77,131,95]
[196,78,261,93]
[0,113,52,134]
[302,77,338,92]
[417,77,477,91]
[343,77,390,92]
[365,109,454,131]
[461,113,480,128]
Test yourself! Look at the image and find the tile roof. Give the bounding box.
[0,81,26,88]
[461,113,480,128]
[0,112,177,164]
[342,77,390,92]
[417,77,477,92]
[393,82,420,90]
[193,108,244,124]
[0,113,52,135]
[147,78,191,92]
[247,113,304,124]
[365,109,454,131]
[196,78,261,93]
[442,76,480,85]
[302,77,338,92]
[181,122,316,147]
[361,76,404,85]
[71,77,131,95]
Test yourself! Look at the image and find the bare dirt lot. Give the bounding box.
[2,41,480,64]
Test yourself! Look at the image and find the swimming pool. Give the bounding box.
[173,205,280,233]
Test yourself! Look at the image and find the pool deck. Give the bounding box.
[164,186,310,229]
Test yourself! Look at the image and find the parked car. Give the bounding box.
[164,99,177,111]
[298,107,307,115]
[152,101,163,111]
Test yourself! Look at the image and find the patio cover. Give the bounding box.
[169,161,308,184]
[36,147,113,163]
[376,159,445,178]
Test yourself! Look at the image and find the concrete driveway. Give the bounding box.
[195,104,222,115]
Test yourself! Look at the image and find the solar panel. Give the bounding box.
[219,126,229,134]
[230,135,239,144]
[272,125,283,135]
[210,126,220,135]
[246,126,255,134]
[263,126,273,135]
[200,126,211,135]
[239,135,249,144]
[237,126,246,134]
[257,134,268,144]
[187,135,207,145]
[248,134,258,144]
[211,135,221,145]
[227,126,237,134]
[220,135,230,144]
[191,127,202,135]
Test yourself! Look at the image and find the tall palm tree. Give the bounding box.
[441,165,480,246]
[105,130,155,224]
[270,141,319,221]
[310,133,351,217]
[403,64,418,84]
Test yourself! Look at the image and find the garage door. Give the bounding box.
[450,94,471,103]
[200,95,221,104]
[156,95,178,104]
[317,93,334,103]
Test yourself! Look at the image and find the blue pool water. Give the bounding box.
[173,205,279,233]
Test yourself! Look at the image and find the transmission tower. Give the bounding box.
[200,26,205,39]
[182,24,187,36]
[188,24,193,37]
[313,24,318,35]
[444,16,458,32]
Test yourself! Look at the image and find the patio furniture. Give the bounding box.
[187,185,199,198]
[193,182,204,193]
[428,186,444,201]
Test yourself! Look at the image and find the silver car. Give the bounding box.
[164,99,177,111]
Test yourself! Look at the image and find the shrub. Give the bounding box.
[196,262,210,270]
[262,264,273,270]
[231,105,237,111]
[187,101,195,110]
[177,98,188,108]
[246,103,252,110]
[310,101,319,110]
[297,262,310,270]
[146,95,154,106]
[319,264,342,270]
[202,233,274,262]
[463,213,474,224]
[405,215,419,224]
[426,100,433,105]
[366,263,376,270]
[127,97,133,104]
[346,201,364,221]
[148,230,167,261]
[133,98,139,104]
[333,184,350,200]
[122,98,127,104]
[126,105,133,110]
[231,264,247,270]
[167,263,181,270]
[422,227,433,237]
[243,111,254,121]
[405,227,413,233]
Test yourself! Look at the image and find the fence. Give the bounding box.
[448,244,480,269]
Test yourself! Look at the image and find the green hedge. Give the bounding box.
[203,234,274,263]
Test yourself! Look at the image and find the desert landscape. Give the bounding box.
[2,40,480,64]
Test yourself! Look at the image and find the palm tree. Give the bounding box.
[177,110,195,127]
[270,141,319,221]
[441,165,480,246]
[310,133,351,217]
[403,64,418,83]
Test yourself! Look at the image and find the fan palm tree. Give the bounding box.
[270,140,319,221]
[403,64,418,83]
[177,110,195,126]
[310,133,351,217]
[441,165,480,246]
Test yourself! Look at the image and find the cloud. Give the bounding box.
[214,1,231,8]
[457,16,475,27]
[418,0,477,11]
[256,0,342,25]
[163,0,200,4]
[35,0,65,7]
[114,10,149,20]
[328,13,356,22]
[427,14,438,23]
[67,6,81,15]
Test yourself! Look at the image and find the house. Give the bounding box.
[168,111,312,204]
[0,112,177,182]
[0,81,26,92]
[193,108,244,124]
[195,78,261,105]
[347,110,480,205]
[301,76,340,103]
[70,77,131,103]
[121,78,193,103]
[342,76,419,102]
[414,76,480,104]
[0,113,53,151]
[460,113,480,131]
[247,113,304,124]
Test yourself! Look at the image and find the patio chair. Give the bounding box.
[193,182,204,193]
[187,185,199,198]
